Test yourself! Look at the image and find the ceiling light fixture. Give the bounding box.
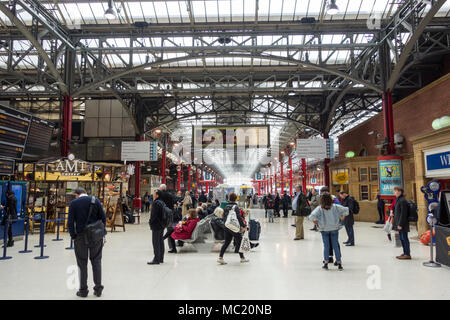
[104,0,116,19]
[327,0,339,15]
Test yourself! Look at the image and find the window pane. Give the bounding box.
[359,167,368,182]
[360,185,369,200]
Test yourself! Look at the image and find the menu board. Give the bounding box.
[0,158,15,175]
[0,104,32,160]
[24,117,55,155]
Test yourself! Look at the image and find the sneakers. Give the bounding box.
[322,262,328,270]
[337,263,344,271]
[217,257,227,265]
[240,258,249,263]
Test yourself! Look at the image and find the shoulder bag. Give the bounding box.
[225,205,240,233]
[83,196,107,246]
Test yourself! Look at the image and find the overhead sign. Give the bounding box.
[296,138,327,159]
[24,117,55,155]
[0,158,15,175]
[0,104,32,160]
[378,156,403,197]
[149,141,158,161]
[255,172,262,180]
[121,141,151,161]
[424,145,450,178]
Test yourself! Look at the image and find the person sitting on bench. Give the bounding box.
[210,207,226,241]
[168,209,200,253]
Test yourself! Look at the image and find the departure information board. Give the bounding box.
[0,104,32,160]
[24,117,55,155]
[0,158,15,175]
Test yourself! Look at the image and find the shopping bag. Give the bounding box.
[392,231,401,247]
[383,217,393,233]
[225,205,240,233]
[239,231,251,253]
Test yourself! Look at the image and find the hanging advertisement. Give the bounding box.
[332,169,349,185]
[378,156,403,198]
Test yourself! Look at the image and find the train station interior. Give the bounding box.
[0,0,449,301]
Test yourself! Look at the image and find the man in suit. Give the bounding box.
[68,187,106,298]
[339,190,356,246]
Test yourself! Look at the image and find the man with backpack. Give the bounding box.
[68,188,106,298]
[391,186,412,260]
[339,190,358,247]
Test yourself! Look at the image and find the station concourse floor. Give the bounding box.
[1,208,449,300]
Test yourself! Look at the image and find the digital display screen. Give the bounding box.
[24,117,55,155]
[0,158,15,175]
[0,104,32,160]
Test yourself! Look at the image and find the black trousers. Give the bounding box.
[282,206,289,217]
[1,218,13,243]
[74,237,103,292]
[220,230,244,259]
[151,228,165,263]
[145,202,150,212]
[377,207,385,222]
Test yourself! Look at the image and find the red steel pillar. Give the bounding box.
[270,173,273,194]
[382,91,395,155]
[161,134,167,185]
[188,164,192,192]
[274,167,278,194]
[301,158,307,193]
[288,149,293,196]
[280,155,284,193]
[323,133,330,188]
[61,95,73,157]
[177,164,181,192]
[195,167,199,198]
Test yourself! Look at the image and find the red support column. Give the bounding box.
[382,91,395,155]
[61,95,73,157]
[134,134,144,204]
[270,174,273,194]
[188,164,192,192]
[274,168,277,194]
[323,133,330,188]
[301,158,307,193]
[177,164,181,192]
[288,151,293,196]
[161,135,167,185]
[195,167,199,198]
[280,155,284,193]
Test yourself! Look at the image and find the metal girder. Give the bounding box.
[0,2,68,94]
[386,0,448,91]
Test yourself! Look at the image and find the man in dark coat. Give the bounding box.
[339,190,356,246]
[376,192,385,224]
[148,190,166,265]
[1,190,18,247]
[68,187,106,298]
[392,186,411,259]
[292,185,308,240]
[281,191,291,218]
[198,191,208,203]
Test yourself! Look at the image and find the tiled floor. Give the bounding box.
[0,208,449,300]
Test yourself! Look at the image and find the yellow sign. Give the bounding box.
[447,236,450,246]
[333,170,349,184]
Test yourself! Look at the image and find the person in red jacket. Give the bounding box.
[167,208,200,253]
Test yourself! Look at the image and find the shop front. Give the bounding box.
[411,126,450,237]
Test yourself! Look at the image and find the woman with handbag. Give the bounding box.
[218,192,249,265]
[167,209,200,253]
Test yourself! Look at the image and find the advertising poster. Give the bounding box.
[378,157,403,197]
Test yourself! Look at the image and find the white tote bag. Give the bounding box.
[225,205,240,233]
[383,217,393,233]
[239,231,251,253]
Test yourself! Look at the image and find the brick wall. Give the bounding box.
[338,73,450,158]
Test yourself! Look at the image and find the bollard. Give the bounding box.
[19,216,32,254]
[0,219,12,260]
[34,215,49,259]
[34,215,46,248]
[52,213,63,242]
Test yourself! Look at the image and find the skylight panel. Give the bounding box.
[231,0,244,21]
[217,0,231,22]
[258,0,270,18]
[282,0,296,20]
[153,1,169,23]
[243,0,256,21]
[192,0,207,22]
[165,1,183,23]
[127,2,145,21]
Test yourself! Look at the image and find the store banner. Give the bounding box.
[332,170,348,185]
[378,157,403,197]
[424,145,450,178]
[435,225,450,267]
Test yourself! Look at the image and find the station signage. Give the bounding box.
[193,125,269,148]
[54,158,89,176]
[296,139,328,159]
[121,141,151,161]
[0,104,32,160]
[424,145,450,178]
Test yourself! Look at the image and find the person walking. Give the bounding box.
[309,193,349,270]
[274,192,281,217]
[148,190,166,265]
[1,190,18,248]
[339,190,356,247]
[376,192,385,224]
[68,187,106,298]
[143,191,151,212]
[292,185,308,240]
[392,187,411,260]
[309,189,320,231]
[217,193,249,264]
[281,191,291,218]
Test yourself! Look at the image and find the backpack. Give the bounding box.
[266,199,274,209]
[351,197,360,214]
[406,200,418,222]
[159,200,173,228]
[224,205,240,233]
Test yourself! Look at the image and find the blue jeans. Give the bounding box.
[321,230,341,263]
[345,224,355,245]
[399,230,410,256]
